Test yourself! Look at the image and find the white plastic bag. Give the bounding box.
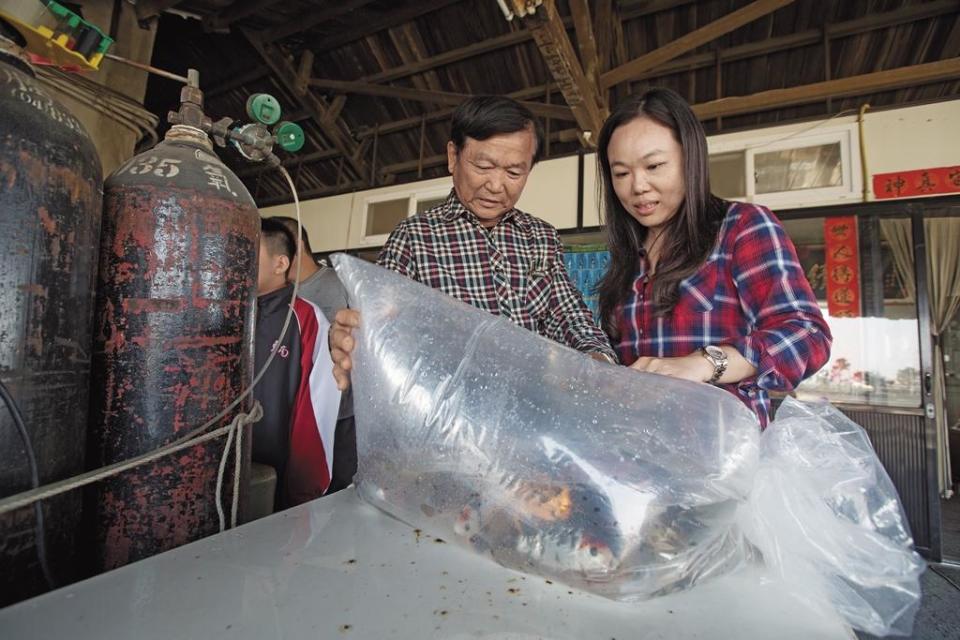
[740,398,924,636]
[332,254,923,635]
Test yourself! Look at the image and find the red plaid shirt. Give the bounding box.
[378,190,615,358]
[614,202,832,427]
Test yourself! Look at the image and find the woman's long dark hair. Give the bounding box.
[596,87,727,338]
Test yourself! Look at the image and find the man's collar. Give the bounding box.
[439,188,528,229]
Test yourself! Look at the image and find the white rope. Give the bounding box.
[214,403,251,532]
[214,414,238,532]
[231,414,243,528]
[0,402,263,516]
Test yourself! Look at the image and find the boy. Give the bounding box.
[271,217,356,494]
[253,217,340,508]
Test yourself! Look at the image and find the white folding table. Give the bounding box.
[0,487,854,639]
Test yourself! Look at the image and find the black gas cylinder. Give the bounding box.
[87,124,258,570]
[0,41,103,604]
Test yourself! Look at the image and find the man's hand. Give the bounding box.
[330,308,360,391]
[629,351,714,383]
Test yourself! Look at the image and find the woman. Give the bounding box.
[596,88,831,427]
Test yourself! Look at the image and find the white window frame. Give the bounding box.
[411,187,453,215]
[708,122,862,209]
[357,185,452,247]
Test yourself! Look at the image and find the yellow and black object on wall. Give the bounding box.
[0,0,112,71]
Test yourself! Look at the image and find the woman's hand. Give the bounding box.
[629,351,715,383]
[629,345,758,385]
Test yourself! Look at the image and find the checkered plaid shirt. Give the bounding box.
[377,190,615,359]
[614,201,832,427]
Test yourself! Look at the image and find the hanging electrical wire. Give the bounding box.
[0,379,54,589]
[32,65,160,149]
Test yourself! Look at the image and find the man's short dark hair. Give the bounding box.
[450,96,545,164]
[271,216,316,258]
[261,217,296,275]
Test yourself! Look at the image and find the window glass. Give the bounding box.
[783,216,921,407]
[755,143,842,194]
[366,198,409,236]
[709,151,746,199]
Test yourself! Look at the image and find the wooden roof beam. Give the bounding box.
[827,0,959,37]
[262,0,376,43]
[692,58,960,120]
[570,0,603,110]
[243,31,367,179]
[509,0,605,145]
[353,82,558,138]
[265,0,462,47]
[308,78,575,121]
[295,49,314,95]
[603,0,960,84]
[203,0,285,31]
[206,0,953,98]
[619,0,698,22]
[237,0,957,179]
[256,58,959,186]
[595,0,628,73]
[205,66,269,99]
[209,0,956,104]
[601,0,796,89]
[208,18,574,98]
[325,94,347,124]
[361,22,568,85]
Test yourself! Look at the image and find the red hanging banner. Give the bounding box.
[873,165,960,199]
[824,216,860,318]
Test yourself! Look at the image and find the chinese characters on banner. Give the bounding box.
[873,165,960,199]
[824,216,860,318]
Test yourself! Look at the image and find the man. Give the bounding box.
[270,216,356,495]
[254,218,340,508]
[331,96,616,389]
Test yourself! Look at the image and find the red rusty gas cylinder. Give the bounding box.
[87,124,258,570]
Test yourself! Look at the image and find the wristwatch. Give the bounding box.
[700,345,728,384]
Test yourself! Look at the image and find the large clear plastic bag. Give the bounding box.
[740,398,924,636]
[333,255,923,636]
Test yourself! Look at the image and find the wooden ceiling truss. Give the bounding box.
[158,0,959,203]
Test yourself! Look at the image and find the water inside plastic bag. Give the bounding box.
[333,254,760,599]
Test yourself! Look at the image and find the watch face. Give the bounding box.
[704,345,724,360]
